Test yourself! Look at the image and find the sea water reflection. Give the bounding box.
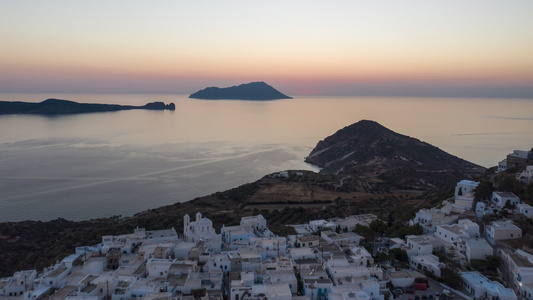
[0,94,531,221]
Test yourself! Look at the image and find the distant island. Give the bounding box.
[0,98,175,115]
[189,81,292,100]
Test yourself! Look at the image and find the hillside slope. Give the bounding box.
[306,120,486,191]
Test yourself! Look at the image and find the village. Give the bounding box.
[1,150,532,300]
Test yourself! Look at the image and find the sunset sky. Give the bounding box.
[1,1,533,97]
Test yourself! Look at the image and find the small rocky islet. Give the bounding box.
[189,81,292,100]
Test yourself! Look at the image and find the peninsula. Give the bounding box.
[189,81,292,100]
[0,98,175,115]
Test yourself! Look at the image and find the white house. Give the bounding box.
[517,166,533,184]
[517,203,533,219]
[387,270,416,288]
[492,192,520,208]
[205,253,231,273]
[349,246,374,267]
[333,214,377,232]
[220,224,256,244]
[410,208,458,233]
[289,248,316,260]
[485,221,522,244]
[249,236,286,260]
[465,238,493,262]
[435,220,479,253]
[267,269,298,295]
[41,264,70,289]
[500,249,533,291]
[309,219,337,232]
[405,235,446,257]
[406,235,433,256]
[454,180,479,210]
[302,277,333,300]
[230,271,292,300]
[410,254,442,277]
[296,235,319,248]
[461,271,517,300]
[0,270,37,298]
[475,201,488,219]
[498,159,508,173]
[321,230,361,246]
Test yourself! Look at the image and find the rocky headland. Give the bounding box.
[305,120,486,191]
[189,81,292,100]
[0,98,175,115]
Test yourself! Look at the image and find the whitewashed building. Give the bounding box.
[517,203,533,219]
[492,191,520,208]
[410,254,442,277]
[500,249,533,291]
[499,159,508,173]
[454,180,479,210]
[465,238,493,262]
[485,221,522,244]
[309,219,338,232]
[183,212,222,253]
[517,166,533,184]
[410,208,458,233]
[461,271,517,300]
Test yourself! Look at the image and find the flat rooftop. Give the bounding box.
[388,270,414,279]
[509,253,533,267]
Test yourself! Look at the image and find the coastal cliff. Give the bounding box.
[0,98,175,115]
[189,81,292,100]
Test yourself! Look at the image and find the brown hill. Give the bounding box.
[305,120,486,191]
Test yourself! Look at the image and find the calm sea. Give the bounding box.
[1,93,532,222]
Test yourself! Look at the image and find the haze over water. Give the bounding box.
[0,93,532,222]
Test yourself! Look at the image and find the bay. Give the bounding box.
[0,93,532,222]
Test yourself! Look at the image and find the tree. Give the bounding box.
[354,224,376,241]
[474,179,493,201]
[440,268,462,289]
[504,200,516,210]
[498,176,520,194]
[485,255,501,272]
[523,183,533,205]
[389,248,408,262]
[388,223,423,239]
[482,214,497,223]
[370,219,388,236]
